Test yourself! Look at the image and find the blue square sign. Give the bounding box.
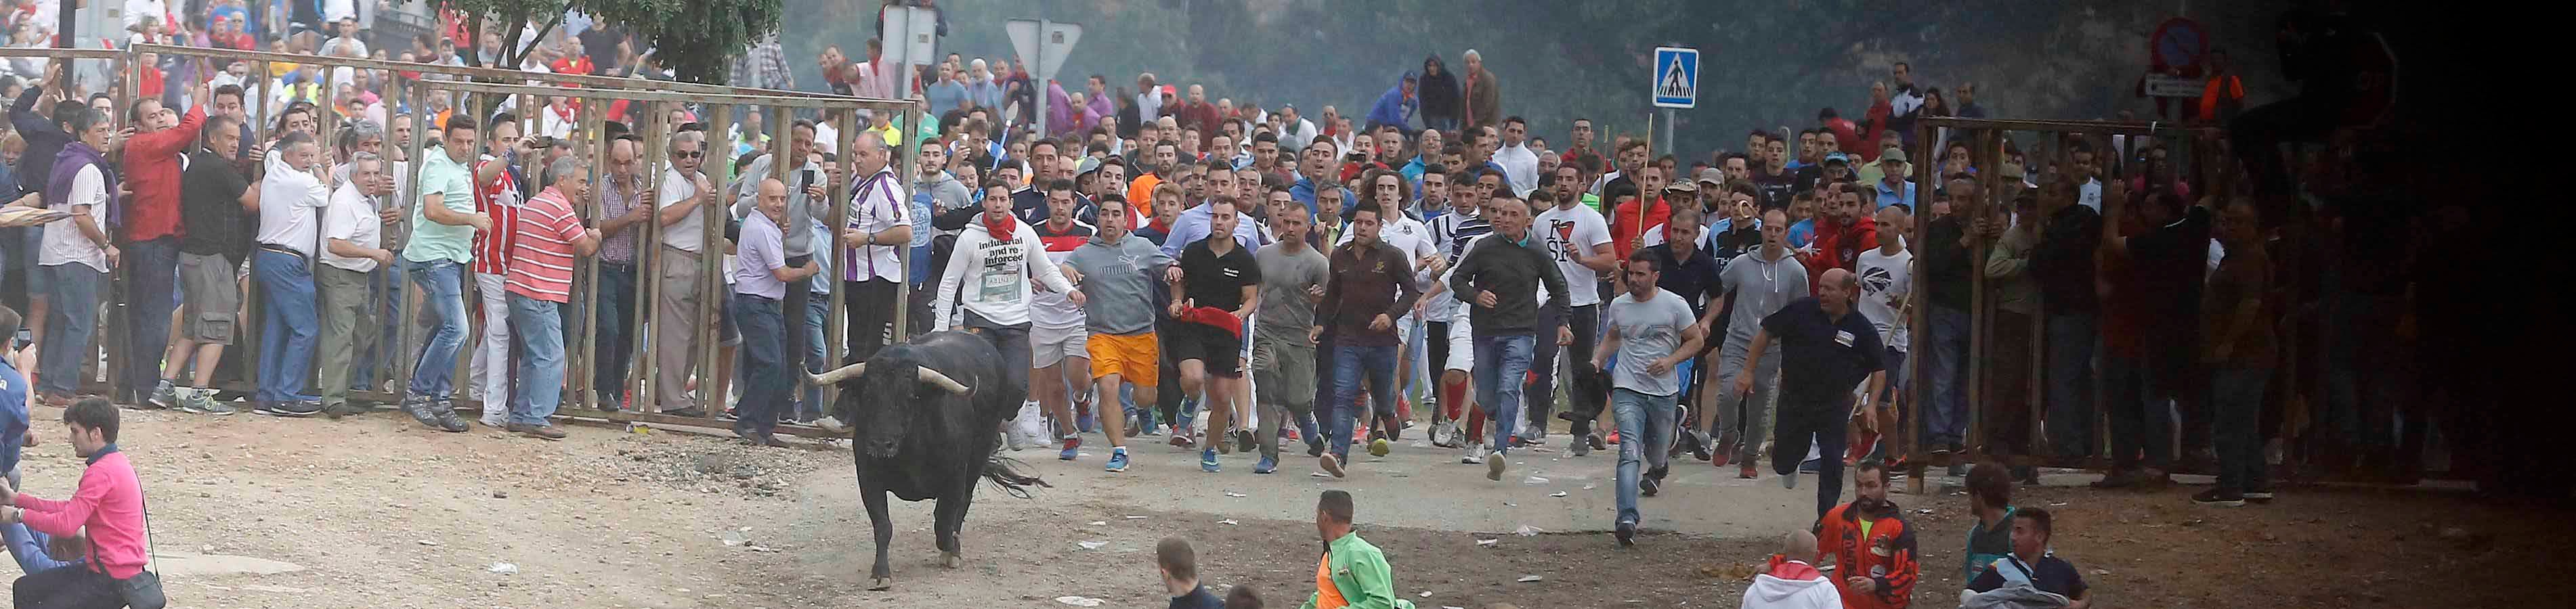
[1653,47,1698,109]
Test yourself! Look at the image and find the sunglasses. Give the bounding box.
[675,151,704,159]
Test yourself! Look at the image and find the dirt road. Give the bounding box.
[7,407,2556,608]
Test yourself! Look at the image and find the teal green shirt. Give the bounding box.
[404,148,478,264]
[1302,532,1415,609]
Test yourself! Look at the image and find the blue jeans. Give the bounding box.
[405,259,469,400]
[591,263,637,404]
[508,294,565,425]
[1925,305,1971,447]
[1328,344,1399,459]
[119,238,179,395]
[2210,367,2272,493]
[2102,352,2174,470]
[1470,334,1535,453]
[2044,312,2097,459]
[33,263,103,395]
[798,290,829,420]
[732,293,788,435]
[1610,388,1678,526]
[252,250,319,403]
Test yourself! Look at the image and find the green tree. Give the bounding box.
[411,0,781,84]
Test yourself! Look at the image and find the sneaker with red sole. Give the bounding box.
[1738,464,1759,479]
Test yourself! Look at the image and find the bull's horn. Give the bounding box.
[916,367,971,394]
[809,361,866,386]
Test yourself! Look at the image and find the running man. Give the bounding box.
[1168,197,1262,473]
[1028,179,1097,461]
[1060,194,1169,472]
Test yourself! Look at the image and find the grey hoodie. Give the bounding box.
[1064,233,1176,335]
[1718,247,1810,350]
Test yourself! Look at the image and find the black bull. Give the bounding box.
[807,331,1047,591]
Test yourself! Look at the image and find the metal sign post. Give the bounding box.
[1008,18,1083,138]
[884,5,942,98]
[1652,46,1697,156]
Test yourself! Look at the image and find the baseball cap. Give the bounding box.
[1664,179,1698,193]
[1076,156,1102,176]
[1879,148,1908,164]
[1696,167,1725,185]
[1824,152,1851,166]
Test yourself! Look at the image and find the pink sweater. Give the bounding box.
[17,449,146,579]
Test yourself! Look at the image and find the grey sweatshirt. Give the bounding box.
[1064,233,1176,335]
[1718,247,1809,350]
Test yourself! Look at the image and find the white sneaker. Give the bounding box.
[1461,441,1484,464]
[1486,449,1508,480]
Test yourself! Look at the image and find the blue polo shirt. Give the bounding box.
[1874,179,1916,211]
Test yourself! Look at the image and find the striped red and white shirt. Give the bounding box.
[505,186,586,302]
[469,157,524,276]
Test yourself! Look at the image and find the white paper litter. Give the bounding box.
[1419,591,1433,597]
[1522,476,1551,484]
[1078,541,1108,550]
[1124,516,1150,520]
[1516,574,1544,583]
[1224,492,1248,497]
[1087,521,1108,526]
[1476,539,1499,546]
[1054,596,1104,607]
[1218,519,1240,525]
[1582,484,1596,490]
[416,539,440,546]
[1549,491,1568,497]
[1513,524,1545,537]
[487,562,517,574]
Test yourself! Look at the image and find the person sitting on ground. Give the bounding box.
[3,526,82,574]
[1159,537,1224,609]
[1742,530,1843,609]
[1226,583,1264,609]
[1964,508,2090,609]
[1302,490,1415,609]
[1,399,150,602]
[1962,461,2018,583]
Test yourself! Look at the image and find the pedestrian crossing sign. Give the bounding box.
[1653,47,1698,108]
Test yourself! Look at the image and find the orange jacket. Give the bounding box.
[2198,74,2244,121]
[1814,500,1919,609]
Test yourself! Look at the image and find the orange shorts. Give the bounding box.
[1085,332,1160,386]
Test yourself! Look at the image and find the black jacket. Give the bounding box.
[1448,231,1568,336]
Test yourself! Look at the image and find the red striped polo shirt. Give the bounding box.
[505,187,585,302]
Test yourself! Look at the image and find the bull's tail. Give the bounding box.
[982,454,1050,499]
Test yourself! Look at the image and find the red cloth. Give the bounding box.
[1765,556,1826,581]
[16,450,149,579]
[119,104,207,242]
[1176,102,1222,148]
[1609,197,1673,261]
[1178,305,1243,338]
[1858,101,1893,163]
[550,55,596,76]
[981,211,1017,241]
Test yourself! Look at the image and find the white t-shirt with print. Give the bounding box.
[1534,204,1612,307]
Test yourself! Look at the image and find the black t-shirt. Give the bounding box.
[1761,297,1886,407]
[1967,555,2088,600]
[178,149,254,262]
[1751,166,1797,211]
[2124,205,2212,325]
[1179,238,1262,313]
[1647,244,1722,318]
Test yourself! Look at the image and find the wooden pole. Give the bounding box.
[823,109,857,409]
[1906,120,1934,493]
[695,104,738,422]
[573,95,605,412]
[630,104,667,411]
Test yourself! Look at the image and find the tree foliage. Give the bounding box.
[412,0,781,85]
[774,0,2289,159]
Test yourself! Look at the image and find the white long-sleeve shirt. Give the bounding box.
[932,219,1077,331]
[1495,143,1540,197]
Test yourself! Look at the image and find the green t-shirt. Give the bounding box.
[404,148,479,264]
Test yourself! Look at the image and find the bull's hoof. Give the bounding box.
[939,551,962,569]
[868,577,893,591]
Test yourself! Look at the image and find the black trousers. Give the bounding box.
[842,279,902,364]
[12,566,123,609]
[781,255,813,385]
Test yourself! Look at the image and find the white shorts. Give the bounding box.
[1442,313,1476,372]
[1033,325,1090,368]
